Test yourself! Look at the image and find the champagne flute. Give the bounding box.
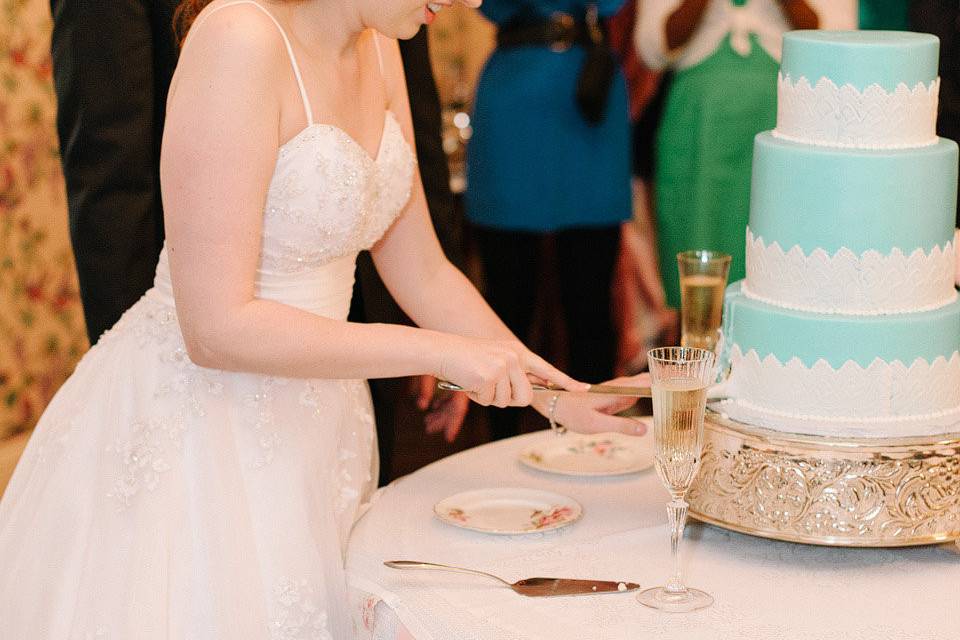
[637,346,715,613]
[678,251,731,352]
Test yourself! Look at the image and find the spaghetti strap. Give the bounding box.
[371,30,386,80]
[187,0,315,125]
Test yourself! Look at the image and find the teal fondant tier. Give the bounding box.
[723,282,960,369]
[781,30,939,92]
[750,133,958,255]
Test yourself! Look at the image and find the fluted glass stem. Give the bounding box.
[638,347,714,613]
[665,498,689,594]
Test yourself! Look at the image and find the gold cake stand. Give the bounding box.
[686,411,960,547]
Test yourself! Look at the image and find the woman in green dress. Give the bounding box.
[636,0,853,309]
[858,0,908,30]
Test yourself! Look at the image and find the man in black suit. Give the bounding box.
[50,6,468,483]
[51,0,180,344]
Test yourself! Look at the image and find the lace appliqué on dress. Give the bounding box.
[243,376,288,468]
[106,418,183,508]
[300,379,376,517]
[273,578,334,640]
[102,299,225,510]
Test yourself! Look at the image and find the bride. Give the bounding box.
[0,0,646,637]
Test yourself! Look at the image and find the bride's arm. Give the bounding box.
[371,39,645,434]
[370,39,523,344]
[159,8,580,408]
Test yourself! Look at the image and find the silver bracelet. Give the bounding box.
[548,393,567,436]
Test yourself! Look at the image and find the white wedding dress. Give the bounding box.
[0,3,415,637]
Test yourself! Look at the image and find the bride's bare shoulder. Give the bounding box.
[169,2,288,105]
[177,2,287,76]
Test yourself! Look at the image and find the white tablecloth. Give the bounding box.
[347,430,960,640]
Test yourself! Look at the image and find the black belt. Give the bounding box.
[495,7,616,125]
[496,12,597,53]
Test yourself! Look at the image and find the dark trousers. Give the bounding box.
[475,225,620,440]
[51,0,180,343]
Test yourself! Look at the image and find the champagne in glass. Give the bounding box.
[652,376,709,498]
[638,347,715,613]
[678,251,731,352]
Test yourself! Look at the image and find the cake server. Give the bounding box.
[384,560,639,597]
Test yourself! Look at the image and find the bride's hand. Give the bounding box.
[436,336,588,407]
[549,374,651,437]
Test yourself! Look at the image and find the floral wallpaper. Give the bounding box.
[0,0,86,440]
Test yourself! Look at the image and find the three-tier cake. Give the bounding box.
[717,30,960,437]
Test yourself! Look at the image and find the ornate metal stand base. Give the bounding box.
[687,412,960,547]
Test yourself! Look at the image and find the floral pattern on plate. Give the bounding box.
[445,508,469,524]
[434,488,582,535]
[566,439,628,458]
[530,506,575,530]
[519,428,655,477]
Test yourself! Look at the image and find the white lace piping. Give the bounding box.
[743,229,957,315]
[773,73,940,150]
[722,345,960,430]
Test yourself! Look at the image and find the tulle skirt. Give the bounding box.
[0,294,378,639]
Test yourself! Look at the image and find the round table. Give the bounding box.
[347,429,960,639]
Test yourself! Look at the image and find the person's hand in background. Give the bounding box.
[416,375,471,443]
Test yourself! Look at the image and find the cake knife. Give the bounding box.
[437,380,735,402]
[437,380,653,397]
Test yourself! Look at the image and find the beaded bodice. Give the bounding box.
[150,0,416,321]
[260,112,415,273]
[151,113,415,319]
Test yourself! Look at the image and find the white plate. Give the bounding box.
[518,426,655,477]
[434,488,583,535]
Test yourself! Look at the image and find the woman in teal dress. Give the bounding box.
[636,0,850,309]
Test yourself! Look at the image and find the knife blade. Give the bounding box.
[438,380,734,402]
[437,380,652,398]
